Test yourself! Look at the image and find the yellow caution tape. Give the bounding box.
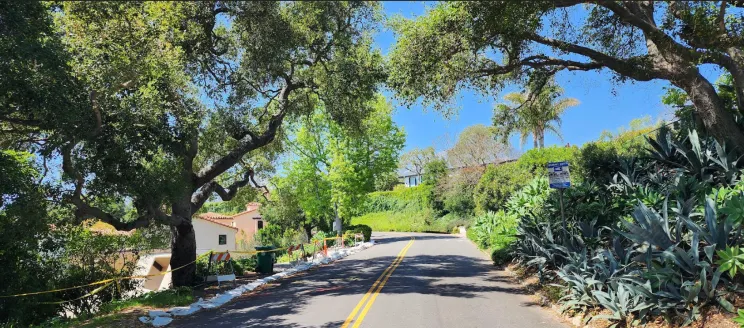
[1,235,358,300]
[0,251,212,298]
[0,279,116,298]
[39,281,114,305]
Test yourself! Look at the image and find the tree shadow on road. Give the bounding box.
[171,236,535,327]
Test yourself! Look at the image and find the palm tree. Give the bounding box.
[492,80,579,149]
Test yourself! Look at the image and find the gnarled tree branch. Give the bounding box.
[194,81,304,188]
[61,142,184,230]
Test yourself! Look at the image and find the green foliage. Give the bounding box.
[362,184,432,214]
[351,209,453,233]
[422,158,448,186]
[311,231,329,243]
[0,151,57,325]
[468,177,550,267]
[716,247,744,279]
[255,225,283,247]
[39,287,195,328]
[515,145,579,176]
[440,171,479,217]
[267,95,405,235]
[232,256,258,275]
[508,125,744,325]
[399,147,436,177]
[473,161,530,214]
[387,0,744,149]
[374,171,401,191]
[344,224,372,242]
[2,1,390,289]
[733,309,744,327]
[721,192,744,224]
[468,211,518,250]
[52,223,169,317]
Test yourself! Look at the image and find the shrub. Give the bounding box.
[439,167,482,216]
[510,127,744,326]
[515,145,579,176]
[473,161,530,214]
[254,224,283,247]
[351,209,450,233]
[345,224,372,242]
[311,231,328,243]
[490,247,513,266]
[232,256,258,275]
[362,184,432,214]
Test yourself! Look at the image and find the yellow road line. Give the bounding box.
[340,238,413,328]
[341,237,415,328]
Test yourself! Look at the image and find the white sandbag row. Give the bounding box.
[139,241,375,327]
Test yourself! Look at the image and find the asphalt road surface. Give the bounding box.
[172,232,567,328]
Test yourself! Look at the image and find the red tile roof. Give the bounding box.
[199,212,233,220]
[233,203,262,218]
[196,216,238,231]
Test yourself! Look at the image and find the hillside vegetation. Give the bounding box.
[351,185,467,233]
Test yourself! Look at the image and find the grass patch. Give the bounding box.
[39,287,195,328]
[351,210,465,233]
[100,287,194,313]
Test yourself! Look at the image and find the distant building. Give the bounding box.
[396,159,516,188]
[398,168,423,187]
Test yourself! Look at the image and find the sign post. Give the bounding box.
[547,161,571,238]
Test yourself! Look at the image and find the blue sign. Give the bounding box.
[547,161,570,189]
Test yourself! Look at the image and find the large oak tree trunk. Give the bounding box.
[676,73,744,151]
[170,220,197,287]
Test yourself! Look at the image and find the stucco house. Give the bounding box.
[197,202,265,245]
[134,215,238,292]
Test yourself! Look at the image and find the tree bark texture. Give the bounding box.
[674,72,744,149]
[170,220,197,287]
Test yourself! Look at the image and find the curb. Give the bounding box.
[138,241,376,327]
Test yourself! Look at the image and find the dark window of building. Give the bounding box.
[257,221,264,230]
[218,234,227,245]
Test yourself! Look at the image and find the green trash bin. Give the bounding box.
[255,245,275,274]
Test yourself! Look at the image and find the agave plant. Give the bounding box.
[590,281,655,327]
[648,127,743,185]
[681,198,737,251]
[619,201,679,251]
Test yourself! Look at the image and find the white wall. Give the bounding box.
[133,251,172,292]
[132,219,236,293]
[193,218,237,253]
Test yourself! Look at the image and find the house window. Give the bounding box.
[218,234,227,245]
[257,221,264,230]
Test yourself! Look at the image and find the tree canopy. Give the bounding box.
[388,1,744,149]
[264,95,404,235]
[399,146,437,175]
[0,1,386,286]
[446,124,513,168]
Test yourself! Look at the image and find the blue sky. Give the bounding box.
[375,2,719,154]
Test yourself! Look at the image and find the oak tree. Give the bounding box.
[389,1,744,149]
[1,1,385,286]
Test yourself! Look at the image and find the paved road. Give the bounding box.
[172,232,567,328]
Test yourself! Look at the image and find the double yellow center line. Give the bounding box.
[341,237,415,328]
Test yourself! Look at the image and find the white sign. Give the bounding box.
[547,161,570,189]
